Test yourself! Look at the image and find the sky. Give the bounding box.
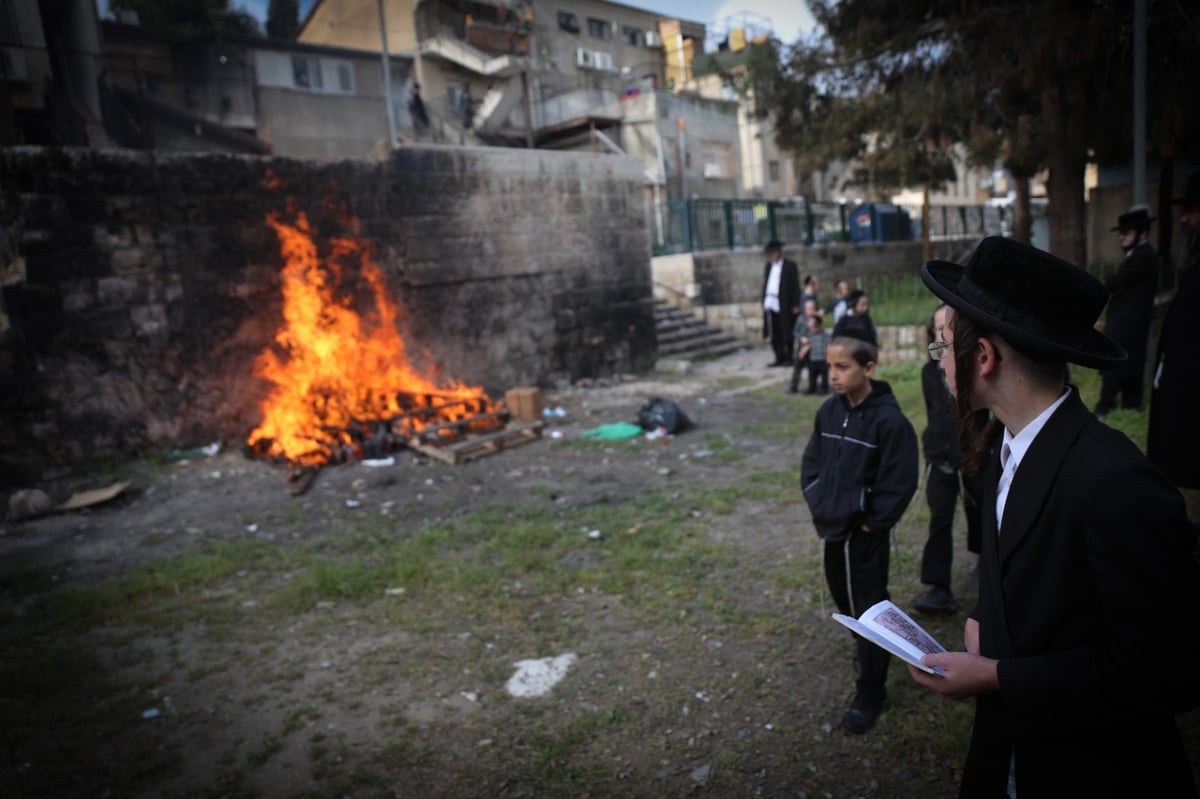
[103,0,816,46]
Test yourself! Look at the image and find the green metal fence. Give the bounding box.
[649,198,815,256]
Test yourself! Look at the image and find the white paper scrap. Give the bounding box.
[506,653,578,698]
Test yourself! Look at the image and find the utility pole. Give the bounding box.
[1133,0,1146,206]
[378,0,397,148]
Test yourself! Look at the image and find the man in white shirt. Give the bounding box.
[908,236,1200,798]
[761,239,800,367]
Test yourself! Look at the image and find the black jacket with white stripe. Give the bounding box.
[801,379,918,542]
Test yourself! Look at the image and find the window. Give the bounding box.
[768,160,780,182]
[587,17,612,39]
[336,62,354,93]
[557,11,579,33]
[291,55,323,90]
[621,26,643,46]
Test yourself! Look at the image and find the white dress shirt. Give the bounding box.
[995,387,1070,531]
[763,261,782,312]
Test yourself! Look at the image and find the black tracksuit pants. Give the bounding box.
[824,528,891,704]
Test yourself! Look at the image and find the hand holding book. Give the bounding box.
[832,599,947,675]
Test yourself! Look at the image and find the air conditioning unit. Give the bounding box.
[644,31,661,47]
[575,47,594,68]
[593,51,614,71]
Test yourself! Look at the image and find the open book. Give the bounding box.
[833,599,947,675]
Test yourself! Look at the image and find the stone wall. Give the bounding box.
[653,239,975,342]
[0,145,653,480]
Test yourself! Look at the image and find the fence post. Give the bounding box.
[768,202,778,243]
[724,201,735,250]
[804,200,814,245]
[685,199,695,253]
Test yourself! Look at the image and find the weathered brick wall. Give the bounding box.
[0,146,653,480]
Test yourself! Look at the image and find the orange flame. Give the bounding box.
[247,210,496,465]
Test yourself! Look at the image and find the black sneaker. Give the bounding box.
[842,693,884,734]
[913,586,960,614]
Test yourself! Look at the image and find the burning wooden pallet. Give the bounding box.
[409,420,544,465]
[260,390,543,493]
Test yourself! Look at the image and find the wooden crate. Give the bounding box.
[409,421,544,465]
[504,387,544,423]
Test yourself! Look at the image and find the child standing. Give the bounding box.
[801,329,918,734]
[833,289,877,346]
[790,313,831,395]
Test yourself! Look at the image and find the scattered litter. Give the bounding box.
[424,478,435,486]
[542,407,567,418]
[460,691,479,702]
[506,653,578,698]
[246,524,258,533]
[587,529,602,540]
[637,397,693,434]
[384,587,406,596]
[361,456,395,467]
[656,467,671,476]
[691,764,711,783]
[242,600,258,608]
[208,471,222,479]
[477,738,493,747]
[7,489,54,521]
[345,499,361,508]
[549,430,564,439]
[320,661,332,669]
[55,481,132,514]
[582,422,642,440]
[142,708,161,719]
[764,723,774,731]
[202,442,222,456]
[644,427,669,441]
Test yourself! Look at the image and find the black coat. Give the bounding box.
[1103,240,1159,378]
[800,379,918,541]
[962,388,1200,798]
[1147,265,1200,489]
[761,258,800,339]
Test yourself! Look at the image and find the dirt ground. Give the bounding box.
[2,345,1197,799]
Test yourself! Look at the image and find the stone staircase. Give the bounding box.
[654,299,744,361]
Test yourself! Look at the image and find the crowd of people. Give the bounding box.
[772,177,1200,795]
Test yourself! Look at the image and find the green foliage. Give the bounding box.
[741,1,1200,263]
[266,0,300,40]
[109,0,262,35]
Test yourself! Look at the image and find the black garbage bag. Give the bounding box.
[636,397,693,434]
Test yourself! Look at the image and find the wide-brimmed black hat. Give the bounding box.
[764,239,784,253]
[920,236,1126,370]
[1171,170,1200,206]
[1110,205,1155,231]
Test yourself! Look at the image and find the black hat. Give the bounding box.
[1110,205,1155,231]
[1171,170,1200,206]
[920,236,1126,370]
[764,239,784,253]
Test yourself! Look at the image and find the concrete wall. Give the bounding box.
[0,145,653,480]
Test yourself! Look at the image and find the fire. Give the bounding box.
[247,209,498,465]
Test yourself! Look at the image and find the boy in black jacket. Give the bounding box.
[801,329,918,734]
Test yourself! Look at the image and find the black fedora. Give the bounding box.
[1110,205,1155,231]
[764,239,784,253]
[1171,170,1200,206]
[920,237,1126,370]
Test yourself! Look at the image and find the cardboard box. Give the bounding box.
[505,387,544,423]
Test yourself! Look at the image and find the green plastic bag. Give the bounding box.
[581,422,644,440]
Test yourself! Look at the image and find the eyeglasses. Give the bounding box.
[927,341,953,361]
